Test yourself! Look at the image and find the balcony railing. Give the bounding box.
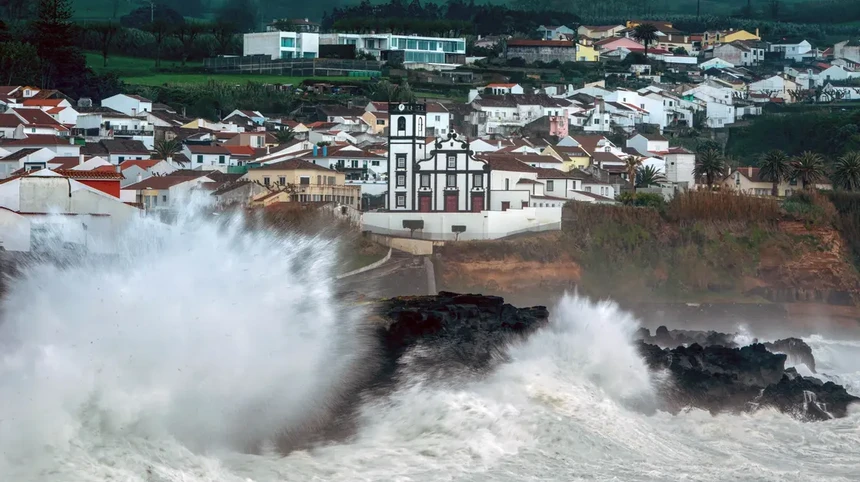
[112,129,154,136]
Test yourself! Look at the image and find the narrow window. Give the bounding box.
[447,174,457,187]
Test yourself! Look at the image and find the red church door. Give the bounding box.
[445,193,458,212]
[471,195,483,212]
[419,195,432,212]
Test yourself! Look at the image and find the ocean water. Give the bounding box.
[1,211,859,482]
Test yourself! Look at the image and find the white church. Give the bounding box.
[363,102,563,241]
[386,102,490,213]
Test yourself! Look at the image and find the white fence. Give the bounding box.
[361,207,562,241]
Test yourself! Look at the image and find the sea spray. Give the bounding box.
[0,208,372,473]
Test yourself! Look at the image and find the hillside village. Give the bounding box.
[2,17,859,248]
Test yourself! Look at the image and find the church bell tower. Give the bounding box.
[387,102,427,211]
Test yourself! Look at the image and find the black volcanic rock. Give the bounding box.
[638,341,857,419]
[638,326,739,348]
[378,292,549,374]
[764,337,817,373]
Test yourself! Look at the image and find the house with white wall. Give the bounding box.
[771,40,813,62]
[0,134,81,156]
[182,144,234,170]
[119,159,177,188]
[627,133,669,156]
[244,31,320,60]
[101,94,153,117]
[426,102,451,138]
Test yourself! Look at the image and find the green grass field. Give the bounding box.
[86,52,372,86]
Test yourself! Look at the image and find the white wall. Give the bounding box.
[0,208,30,251]
[361,207,562,241]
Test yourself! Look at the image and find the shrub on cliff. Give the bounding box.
[665,191,780,224]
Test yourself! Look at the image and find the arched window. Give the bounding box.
[417,117,424,135]
[397,117,406,131]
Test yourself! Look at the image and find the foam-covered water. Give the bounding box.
[1,213,859,482]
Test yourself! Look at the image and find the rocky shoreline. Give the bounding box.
[373,294,857,423]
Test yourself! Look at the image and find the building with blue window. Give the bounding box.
[243,31,319,60]
[320,33,466,66]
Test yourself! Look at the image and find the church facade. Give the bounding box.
[386,102,490,212]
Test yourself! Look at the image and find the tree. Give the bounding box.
[636,165,667,188]
[216,0,258,33]
[758,150,793,196]
[0,0,33,23]
[154,138,181,160]
[274,127,296,144]
[791,151,826,190]
[0,41,40,85]
[212,20,238,56]
[633,23,659,59]
[693,148,726,189]
[624,156,643,193]
[33,0,76,88]
[831,151,860,191]
[91,21,119,68]
[145,19,172,68]
[173,20,206,66]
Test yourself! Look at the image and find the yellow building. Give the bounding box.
[542,145,591,171]
[245,158,361,209]
[361,110,389,135]
[703,28,760,47]
[575,43,600,62]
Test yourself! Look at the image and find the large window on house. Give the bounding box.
[396,194,406,207]
[371,161,380,166]
[281,38,295,48]
[447,155,456,169]
[420,173,431,188]
[300,177,310,185]
[219,155,225,164]
[328,176,335,185]
[473,174,483,188]
[396,154,407,169]
[279,176,286,185]
[397,117,406,131]
[263,177,270,186]
[546,180,554,191]
[447,174,457,188]
[197,155,203,163]
[396,174,406,187]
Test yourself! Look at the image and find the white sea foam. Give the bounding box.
[2,212,859,482]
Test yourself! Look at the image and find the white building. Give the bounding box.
[771,40,813,62]
[182,144,234,170]
[101,94,153,117]
[664,147,696,187]
[387,102,428,211]
[0,170,139,253]
[627,133,669,156]
[320,33,466,66]
[243,31,319,60]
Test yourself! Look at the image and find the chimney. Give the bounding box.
[167,155,173,163]
[78,153,84,165]
[69,137,74,145]
[755,28,760,38]
[116,164,122,173]
[497,140,501,149]
[747,166,753,177]
[266,145,271,154]
[137,173,142,182]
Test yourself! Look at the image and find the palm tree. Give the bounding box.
[758,149,793,197]
[831,151,860,191]
[154,138,181,160]
[275,127,296,144]
[693,148,726,189]
[624,155,643,193]
[791,151,826,190]
[633,23,660,58]
[636,165,667,188]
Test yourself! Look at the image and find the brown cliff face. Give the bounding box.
[433,222,860,308]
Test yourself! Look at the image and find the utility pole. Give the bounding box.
[150,1,155,23]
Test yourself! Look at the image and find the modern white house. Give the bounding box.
[243,31,319,60]
[101,94,153,117]
[320,33,466,66]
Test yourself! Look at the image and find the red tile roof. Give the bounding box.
[120,159,160,171]
[224,145,256,156]
[486,83,519,88]
[186,144,231,155]
[12,108,63,126]
[52,169,124,180]
[22,99,63,107]
[0,134,71,146]
[0,113,22,128]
